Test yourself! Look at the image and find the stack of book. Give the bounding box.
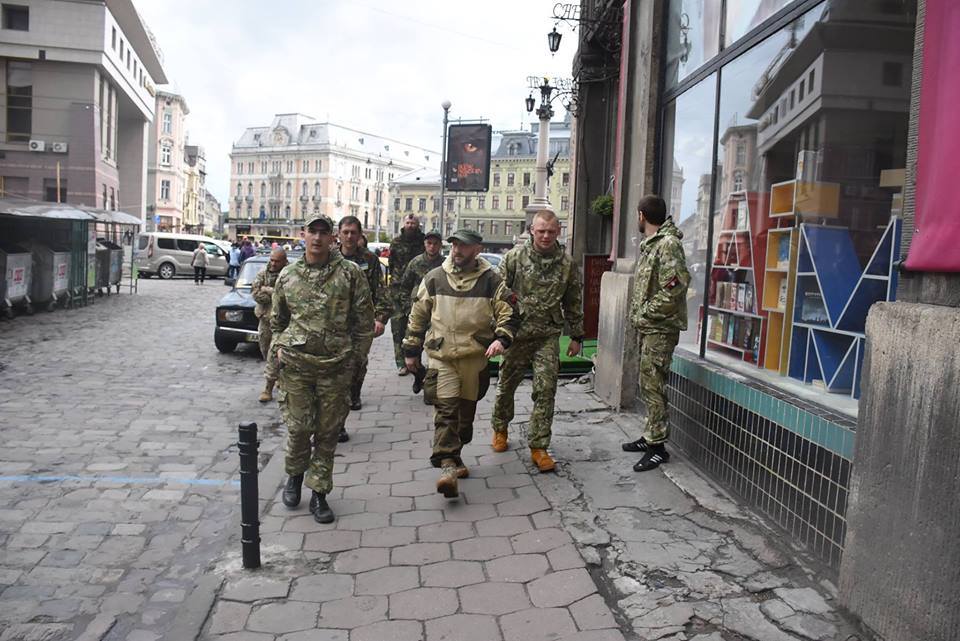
[714,281,754,313]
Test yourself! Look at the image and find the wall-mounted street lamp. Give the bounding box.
[547,26,562,54]
[525,93,536,113]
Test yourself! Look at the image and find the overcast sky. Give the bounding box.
[132,0,576,205]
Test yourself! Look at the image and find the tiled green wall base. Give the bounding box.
[667,352,854,569]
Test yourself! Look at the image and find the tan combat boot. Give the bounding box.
[258,379,275,403]
[491,431,508,453]
[436,459,459,498]
[455,465,469,479]
[531,449,556,473]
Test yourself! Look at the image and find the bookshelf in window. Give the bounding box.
[704,191,769,364]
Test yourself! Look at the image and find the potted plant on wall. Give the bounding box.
[590,194,614,218]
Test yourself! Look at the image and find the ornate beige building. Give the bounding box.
[147,91,188,231]
[389,118,572,251]
[228,114,436,240]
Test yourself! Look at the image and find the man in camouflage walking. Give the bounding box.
[491,210,585,472]
[252,248,288,403]
[337,215,390,420]
[403,230,519,498]
[399,230,445,405]
[621,195,690,472]
[389,214,426,375]
[272,215,374,523]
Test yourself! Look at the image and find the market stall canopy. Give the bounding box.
[0,198,141,226]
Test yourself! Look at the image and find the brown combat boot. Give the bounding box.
[531,448,556,473]
[455,465,469,479]
[258,379,275,403]
[436,459,459,498]
[491,431,508,453]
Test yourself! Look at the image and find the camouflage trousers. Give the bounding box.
[258,317,279,382]
[491,335,560,450]
[638,332,679,445]
[390,311,409,369]
[278,350,352,494]
[349,351,368,402]
[430,353,490,468]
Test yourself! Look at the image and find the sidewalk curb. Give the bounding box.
[161,442,286,641]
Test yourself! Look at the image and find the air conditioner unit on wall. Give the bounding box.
[29,140,45,152]
[51,142,68,153]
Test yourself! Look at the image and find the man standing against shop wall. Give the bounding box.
[490,210,585,472]
[622,195,690,472]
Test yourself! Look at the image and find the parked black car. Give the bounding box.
[214,256,268,353]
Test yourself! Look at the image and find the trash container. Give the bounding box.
[30,243,71,311]
[98,240,123,294]
[0,241,33,318]
[95,242,111,293]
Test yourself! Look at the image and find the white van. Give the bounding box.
[135,232,231,279]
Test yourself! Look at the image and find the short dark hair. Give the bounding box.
[338,215,362,231]
[637,195,667,225]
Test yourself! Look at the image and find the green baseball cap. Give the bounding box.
[446,229,483,245]
[424,230,443,241]
[303,215,334,231]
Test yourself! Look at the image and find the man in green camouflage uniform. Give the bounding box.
[252,248,288,403]
[389,213,426,375]
[272,215,374,523]
[491,210,585,473]
[403,230,519,499]
[399,230,445,405]
[337,216,390,419]
[622,195,690,472]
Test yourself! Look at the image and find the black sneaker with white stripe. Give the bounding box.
[633,445,669,472]
[621,437,648,453]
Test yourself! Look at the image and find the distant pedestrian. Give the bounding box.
[389,214,426,375]
[228,243,241,278]
[240,239,255,262]
[252,248,288,403]
[282,242,293,252]
[358,234,368,251]
[191,244,209,284]
[621,195,690,472]
[403,229,519,498]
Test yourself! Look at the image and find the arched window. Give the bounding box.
[314,181,321,198]
[285,182,292,198]
[236,183,242,196]
[301,181,308,195]
[259,182,266,198]
[365,188,370,202]
[247,182,253,196]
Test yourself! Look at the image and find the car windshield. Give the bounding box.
[236,261,266,288]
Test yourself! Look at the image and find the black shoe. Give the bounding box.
[622,438,648,453]
[423,396,434,406]
[311,491,335,524]
[282,474,303,508]
[350,397,362,411]
[633,446,670,472]
[338,426,350,443]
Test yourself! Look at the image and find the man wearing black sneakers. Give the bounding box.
[622,195,690,472]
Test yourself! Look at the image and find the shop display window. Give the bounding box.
[663,0,916,406]
[665,0,722,89]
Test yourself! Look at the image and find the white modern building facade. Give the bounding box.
[0,0,166,221]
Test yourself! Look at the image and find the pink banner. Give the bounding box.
[905,0,960,272]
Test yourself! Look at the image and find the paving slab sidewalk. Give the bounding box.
[197,333,867,641]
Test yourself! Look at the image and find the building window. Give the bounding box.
[490,222,498,236]
[365,188,370,202]
[732,170,744,192]
[160,143,171,166]
[735,142,746,166]
[808,68,815,92]
[42,178,65,203]
[247,182,253,196]
[492,196,500,210]
[798,79,805,101]
[260,183,266,198]
[302,159,309,173]
[432,197,439,213]
[560,196,569,211]
[103,184,108,208]
[236,162,243,174]
[111,26,116,50]
[315,159,322,172]
[405,197,413,212]
[5,61,31,142]
[507,173,515,187]
[247,162,253,173]
[394,197,401,211]
[464,197,472,210]
[160,180,171,201]
[478,221,485,234]
[463,220,471,230]
[236,183,242,197]
[418,197,427,212]
[446,198,454,212]
[478,196,485,209]
[522,195,529,209]
[562,172,570,186]
[287,161,294,173]
[109,187,115,210]
[162,111,172,135]
[285,182,292,198]
[505,221,513,236]
[314,182,321,198]
[506,196,514,210]
[523,173,531,187]
[2,4,29,30]
[493,173,501,187]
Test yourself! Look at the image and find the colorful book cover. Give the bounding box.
[729,283,738,310]
[777,234,790,269]
[737,284,746,312]
[744,284,754,313]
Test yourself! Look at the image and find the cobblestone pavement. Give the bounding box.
[0,279,286,641]
[201,336,864,640]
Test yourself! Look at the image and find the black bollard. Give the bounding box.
[238,421,261,569]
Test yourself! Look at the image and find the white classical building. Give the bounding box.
[228,114,436,240]
[146,90,188,231]
[0,0,167,220]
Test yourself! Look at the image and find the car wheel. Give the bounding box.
[214,330,239,353]
[158,263,176,279]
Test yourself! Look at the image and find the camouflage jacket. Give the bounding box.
[388,229,426,297]
[403,257,519,362]
[270,253,375,366]
[499,240,585,341]
[339,247,391,323]
[398,251,445,315]
[629,218,690,334]
[251,267,281,319]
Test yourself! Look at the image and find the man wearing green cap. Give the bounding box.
[403,229,519,498]
[271,214,374,523]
